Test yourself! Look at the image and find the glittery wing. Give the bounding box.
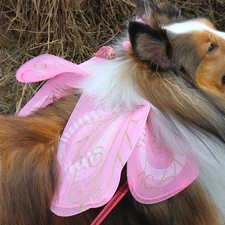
[50,94,150,217]
[127,109,199,204]
[17,51,115,116]
[16,54,91,116]
[16,54,90,83]
[18,72,85,116]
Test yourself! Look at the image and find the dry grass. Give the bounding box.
[0,0,135,114]
[0,0,225,114]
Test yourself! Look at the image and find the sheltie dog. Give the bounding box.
[0,1,225,224]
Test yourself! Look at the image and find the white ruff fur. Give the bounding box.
[81,58,147,111]
[80,19,225,221]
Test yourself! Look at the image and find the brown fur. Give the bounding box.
[0,94,79,224]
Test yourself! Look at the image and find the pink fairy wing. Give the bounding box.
[51,94,150,217]
[17,52,116,116]
[16,54,90,83]
[17,54,93,116]
[18,73,85,116]
[127,109,199,204]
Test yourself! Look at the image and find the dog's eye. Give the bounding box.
[221,75,225,85]
[208,43,217,54]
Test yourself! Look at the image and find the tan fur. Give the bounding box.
[199,18,216,29]
[0,94,79,224]
[194,30,225,94]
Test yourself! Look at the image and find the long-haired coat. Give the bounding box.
[1,1,225,224]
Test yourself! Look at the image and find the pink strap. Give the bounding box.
[90,181,129,225]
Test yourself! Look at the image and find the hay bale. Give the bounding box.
[0,0,225,115]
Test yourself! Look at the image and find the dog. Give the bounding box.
[0,1,225,224]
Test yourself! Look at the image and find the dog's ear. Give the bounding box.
[128,21,172,70]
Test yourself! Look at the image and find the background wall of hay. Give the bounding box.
[0,0,225,115]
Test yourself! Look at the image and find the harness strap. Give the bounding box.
[90,181,129,225]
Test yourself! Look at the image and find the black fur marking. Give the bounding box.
[128,21,172,71]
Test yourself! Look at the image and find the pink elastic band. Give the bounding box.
[90,181,129,225]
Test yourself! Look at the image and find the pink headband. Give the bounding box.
[16,40,198,220]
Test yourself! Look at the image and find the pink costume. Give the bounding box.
[16,46,198,217]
